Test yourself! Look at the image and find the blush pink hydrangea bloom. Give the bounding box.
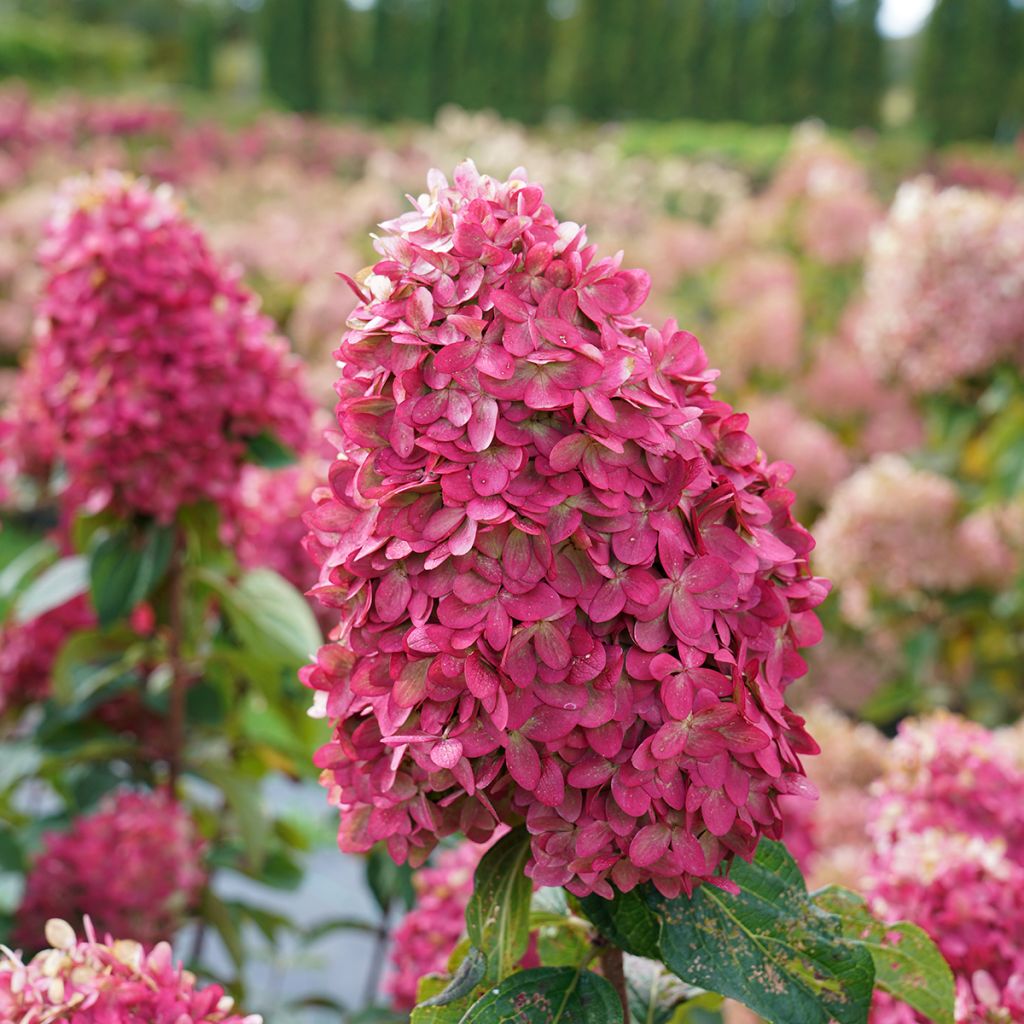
[856,179,1024,393]
[303,162,828,900]
[813,455,983,626]
[0,594,93,715]
[6,171,312,521]
[0,918,261,1024]
[866,713,1024,1024]
[14,790,206,951]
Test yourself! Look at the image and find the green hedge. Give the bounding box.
[0,16,149,84]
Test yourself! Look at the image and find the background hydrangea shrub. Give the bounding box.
[0,918,261,1024]
[5,171,312,521]
[13,789,207,951]
[304,161,829,901]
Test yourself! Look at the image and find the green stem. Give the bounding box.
[599,943,629,1021]
[167,530,187,794]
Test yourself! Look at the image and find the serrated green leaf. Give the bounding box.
[624,956,714,1024]
[651,840,874,1024]
[581,887,661,960]
[412,975,477,1024]
[458,967,624,1023]
[420,947,488,1007]
[206,567,321,666]
[201,889,244,973]
[814,885,955,1024]
[466,826,532,982]
[14,555,89,623]
[366,844,416,912]
[88,523,174,627]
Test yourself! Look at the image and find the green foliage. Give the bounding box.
[204,566,322,667]
[917,0,1023,142]
[650,843,874,1024]
[465,827,533,983]
[13,555,89,622]
[459,967,624,1023]
[814,887,956,1024]
[579,841,953,1024]
[0,15,149,84]
[87,522,174,627]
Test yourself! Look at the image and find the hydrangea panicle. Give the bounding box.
[866,713,1024,1023]
[0,917,261,1024]
[304,162,828,899]
[5,171,313,521]
[14,789,206,951]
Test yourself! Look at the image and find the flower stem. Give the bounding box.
[167,529,187,794]
[598,944,629,1020]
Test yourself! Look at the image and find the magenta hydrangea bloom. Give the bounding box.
[866,713,1024,1024]
[303,162,828,899]
[8,171,312,521]
[0,594,93,715]
[0,918,261,1024]
[14,790,206,951]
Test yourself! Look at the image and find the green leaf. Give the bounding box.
[0,539,56,611]
[366,844,416,912]
[244,431,298,468]
[88,523,174,627]
[458,967,624,1023]
[303,915,381,943]
[814,886,955,1024]
[624,957,714,1024]
[0,741,43,794]
[13,555,89,622]
[420,947,488,1007]
[465,826,532,982]
[207,567,321,666]
[412,975,476,1024]
[581,887,661,960]
[193,763,268,869]
[201,889,244,973]
[536,920,591,968]
[50,629,142,706]
[651,840,874,1024]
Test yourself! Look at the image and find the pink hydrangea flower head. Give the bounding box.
[14,790,207,950]
[856,179,1024,393]
[870,712,1024,867]
[10,171,313,521]
[304,162,828,899]
[0,594,93,715]
[814,455,980,626]
[864,712,1024,1023]
[0,918,261,1023]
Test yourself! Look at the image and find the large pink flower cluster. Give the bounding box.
[7,171,312,521]
[303,162,827,899]
[386,839,487,1010]
[814,455,997,626]
[0,594,93,715]
[867,714,1024,1023]
[856,179,1024,393]
[14,790,206,951]
[0,918,261,1024]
